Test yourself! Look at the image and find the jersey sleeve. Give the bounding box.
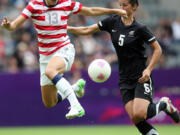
[21,1,34,19]
[140,26,156,44]
[70,1,82,14]
[98,16,112,33]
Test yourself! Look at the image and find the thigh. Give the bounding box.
[135,76,154,103]
[120,89,135,105]
[41,85,58,105]
[47,56,66,76]
[39,54,65,86]
[54,44,75,71]
[40,63,53,86]
[125,100,134,120]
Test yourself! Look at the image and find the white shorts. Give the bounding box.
[39,44,75,86]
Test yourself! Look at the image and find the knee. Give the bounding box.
[45,67,55,79]
[133,109,147,121]
[43,102,56,108]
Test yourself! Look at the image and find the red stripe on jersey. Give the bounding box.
[32,16,45,21]
[58,0,69,4]
[34,24,67,30]
[38,33,67,39]
[70,1,76,10]
[39,43,69,55]
[26,4,35,13]
[47,6,74,11]
[73,3,82,14]
[33,9,45,14]
[32,0,44,5]
[61,16,68,20]
[38,40,68,48]
[21,13,29,19]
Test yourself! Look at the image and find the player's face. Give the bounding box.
[119,0,136,16]
[46,0,58,5]
[48,0,58,2]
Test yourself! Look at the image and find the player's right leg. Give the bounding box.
[121,88,159,135]
[39,45,85,119]
[45,46,85,119]
[125,99,158,135]
[41,85,61,108]
[121,89,156,135]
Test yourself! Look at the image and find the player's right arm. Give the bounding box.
[1,15,27,31]
[78,6,127,18]
[68,24,100,35]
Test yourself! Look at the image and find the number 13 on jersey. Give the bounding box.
[118,34,125,46]
[46,11,61,25]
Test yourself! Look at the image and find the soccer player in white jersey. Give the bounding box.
[1,0,127,119]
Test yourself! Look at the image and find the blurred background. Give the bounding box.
[0,0,179,135]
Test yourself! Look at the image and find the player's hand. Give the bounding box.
[1,17,11,30]
[138,69,151,83]
[116,9,128,18]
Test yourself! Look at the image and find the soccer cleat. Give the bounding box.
[75,79,86,98]
[160,97,180,123]
[65,105,85,119]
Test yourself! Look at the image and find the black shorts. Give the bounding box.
[120,77,154,105]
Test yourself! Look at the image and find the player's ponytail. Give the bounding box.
[128,0,139,7]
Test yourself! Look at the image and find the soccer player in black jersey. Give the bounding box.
[68,0,180,134]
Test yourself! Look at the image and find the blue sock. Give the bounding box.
[52,74,62,85]
[57,93,62,104]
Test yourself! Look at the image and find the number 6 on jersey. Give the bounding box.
[118,34,125,46]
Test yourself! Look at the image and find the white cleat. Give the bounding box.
[160,97,180,123]
[65,105,85,119]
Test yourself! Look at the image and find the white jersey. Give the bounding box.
[21,0,82,55]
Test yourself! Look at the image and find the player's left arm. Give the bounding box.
[78,6,127,18]
[138,41,162,83]
[147,41,162,72]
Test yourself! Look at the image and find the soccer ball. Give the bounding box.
[88,59,111,83]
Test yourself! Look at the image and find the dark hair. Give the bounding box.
[128,0,139,6]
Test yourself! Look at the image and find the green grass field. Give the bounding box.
[0,125,179,135]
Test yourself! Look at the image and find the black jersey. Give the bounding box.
[98,14,156,82]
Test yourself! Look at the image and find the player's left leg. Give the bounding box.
[135,77,180,123]
[72,79,86,98]
[133,77,161,135]
[133,98,159,135]
[154,97,180,123]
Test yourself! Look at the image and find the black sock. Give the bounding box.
[57,93,62,104]
[135,120,155,135]
[147,102,166,119]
